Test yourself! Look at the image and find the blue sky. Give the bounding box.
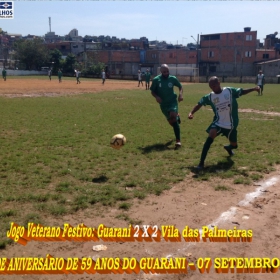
[1,1,280,44]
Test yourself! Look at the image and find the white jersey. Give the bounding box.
[138,73,142,81]
[102,71,106,79]
[257,74,264,86]
[198,87,242,129]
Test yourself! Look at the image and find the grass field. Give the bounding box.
[0,80,280,249]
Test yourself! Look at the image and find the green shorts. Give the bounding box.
[206,123,237,142]
[160,103,178,120]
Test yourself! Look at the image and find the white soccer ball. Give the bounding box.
[110,134,126,149]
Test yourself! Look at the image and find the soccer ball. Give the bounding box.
[110,134,126,149]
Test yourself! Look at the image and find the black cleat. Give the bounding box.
[224,145,234,156]
[195,162,204,171]
[175,141,181,150]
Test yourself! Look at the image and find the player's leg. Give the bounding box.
[224,129,238,156]
[197,126,219,169]
[168,110,181,149]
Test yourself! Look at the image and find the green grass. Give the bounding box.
[214,185,231,191]
[0,81,280,248]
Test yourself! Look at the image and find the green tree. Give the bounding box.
[83,51,105,76]
[13,38,49,70]
[49,49,62,74]
[63,53,77,74]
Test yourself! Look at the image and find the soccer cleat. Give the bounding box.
[175,141,181,149]
[195,162,204,171]
[224,145,234,156]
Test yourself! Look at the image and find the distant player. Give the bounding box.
[58,69,62,83]
[75,69,81,84]
[150,64,183,149]
[188,76,261,170]
[2,68,6,81]
[256,70,265,95]
[137,70,143,87]
[48,69,52,81]
[101,69,106,85]
[144,69,151,90]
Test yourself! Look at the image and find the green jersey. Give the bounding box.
[198,87,243,129]
[144,72,151,82]
[2,69,6,77]
[150,74,182,106]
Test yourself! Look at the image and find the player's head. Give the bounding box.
[160,64,169,78]
[259,70,262,73]
[138,70,141,73]
[208,76,222,94]
[146,69,149,72]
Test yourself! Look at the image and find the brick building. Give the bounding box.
[199,28,257,77]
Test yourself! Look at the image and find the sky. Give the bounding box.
[1,1,280,45]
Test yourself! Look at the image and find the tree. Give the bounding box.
[49,48,62,73]
[62,53,77,73]
[83,51,105,76]
[13,38,49,70]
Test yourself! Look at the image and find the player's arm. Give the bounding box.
[178,86,183,102]
[175,78,183,102]
[150,80,162,103]
[151,91,162,103]
[241,86,260,96]
[188,103,202,119]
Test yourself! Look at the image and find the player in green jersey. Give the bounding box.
[150,64,183,149]
[188,76,260,169]
[2,68,7,81]
[58,69,62,83]
[144,69,151,90]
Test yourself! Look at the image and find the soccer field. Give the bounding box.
[0,77,280,280]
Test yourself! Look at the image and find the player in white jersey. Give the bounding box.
[137,70,143,87]
[101,69,106,85]
[256,70,265,95]
[188,76,260,170]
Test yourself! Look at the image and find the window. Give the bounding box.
[246,35,252,41]
[169,53,176,58]
[151,54,157,59]
[245,51,251,57]
[201,34,220,41]
[263,54,269,59]
[208,51,214,58]
[209,66,216,72]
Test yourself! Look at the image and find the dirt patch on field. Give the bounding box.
[2,168,280,280]
[0,78,150,98]
[1,78,280,280]
[239,108,280,117]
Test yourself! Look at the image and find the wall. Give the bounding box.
[5,70,48,76]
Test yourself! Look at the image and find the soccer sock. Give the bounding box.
[200,137,214,164]
[225,144,238,149]
[172,122,180,141]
